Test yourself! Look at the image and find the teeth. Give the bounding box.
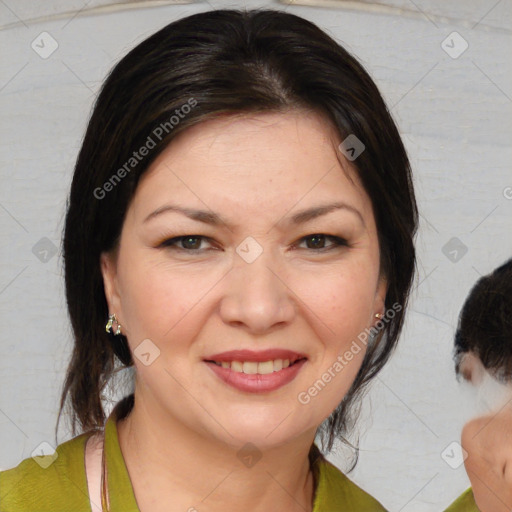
[231,361,243,372]
[212,358,298,374]
[242,361,258,374]
[257,360,274,375]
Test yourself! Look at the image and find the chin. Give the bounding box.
[210,413,312,451]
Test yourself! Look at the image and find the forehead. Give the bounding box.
[131,110,372,223]
[177,109,339,154]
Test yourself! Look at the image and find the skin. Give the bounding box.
[461,405,512,512]
[101,110,387,512]
[458,357,512,511]
[458,352,512,412]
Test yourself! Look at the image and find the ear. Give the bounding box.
[372,275,388,321]
[459,351,486,385]
[100,250,122,318]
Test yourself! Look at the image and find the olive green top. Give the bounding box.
[444,488,479,511]
[1,398,387,511]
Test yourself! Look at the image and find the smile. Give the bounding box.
[209,359,299,374]
[203,349,307,393]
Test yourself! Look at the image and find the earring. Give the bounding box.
[106,313,122,336]
[375,313,383,320]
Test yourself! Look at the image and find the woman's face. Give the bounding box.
[102,110,386,449]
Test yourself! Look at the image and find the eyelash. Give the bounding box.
[158,234,349,253]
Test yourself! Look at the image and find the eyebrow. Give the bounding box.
[143,201,365,228]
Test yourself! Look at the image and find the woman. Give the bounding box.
[0,9,417,511]
[446,258,512,512]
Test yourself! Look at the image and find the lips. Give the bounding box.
[203,349,307,393]
[204,349,307,363]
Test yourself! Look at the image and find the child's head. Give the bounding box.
[454,258,512,410]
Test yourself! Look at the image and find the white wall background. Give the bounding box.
[1,1,511,510]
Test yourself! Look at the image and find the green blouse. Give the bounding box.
[0,400,387,511]
[444,488,479,511]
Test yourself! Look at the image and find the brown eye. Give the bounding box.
[159,236,212,251]
[298,234,348,251]
[181,236,202,249]
[305,234,326,249]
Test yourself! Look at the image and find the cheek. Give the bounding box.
[116,251,230,355]
[116,254,199,341]
[297,265,378,338]
[290,266,378,415]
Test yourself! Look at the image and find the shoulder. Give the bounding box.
[313,455,388,511]
[444,488,479,511]
[0,432,93,512]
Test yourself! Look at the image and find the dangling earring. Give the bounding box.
[106,313,122,336]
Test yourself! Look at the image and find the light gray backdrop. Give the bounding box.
[1,1,511,510]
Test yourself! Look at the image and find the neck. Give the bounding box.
[116,393,317,512]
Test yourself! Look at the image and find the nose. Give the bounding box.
[219,251,296,334]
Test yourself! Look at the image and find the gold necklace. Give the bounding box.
[100,428,110,511]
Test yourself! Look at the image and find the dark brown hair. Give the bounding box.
[454,258,512,381]
[57,8,417,456]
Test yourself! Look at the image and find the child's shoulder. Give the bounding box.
[444,488,479,511]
